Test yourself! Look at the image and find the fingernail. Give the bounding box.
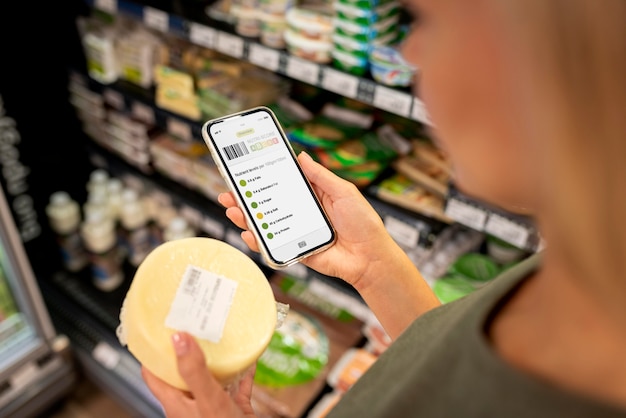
[299,151,312,161]
[172,333,189,356]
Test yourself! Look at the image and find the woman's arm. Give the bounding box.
[219,152,441,340]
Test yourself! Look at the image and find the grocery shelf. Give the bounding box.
[83,0,432,125]
[39,270,165,418]
[444,183,541,252]
[71,67,537,254]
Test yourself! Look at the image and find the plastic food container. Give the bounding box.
[285,29,332,63]
[331,48,369,76]
[369,45,417,87]
[286,8,334,42]
[333,15,399,43]
[259,0,293,13]
[333,1,399,26]
[232,5,261,37]
[259,12,288,49]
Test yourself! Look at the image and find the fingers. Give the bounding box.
[217,192,237,208]
[241,231,260,253]
[225,207,249,230]
[171,332,231,412]
[298,152,356,197]
[233,365,257,416]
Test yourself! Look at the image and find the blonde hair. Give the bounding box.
[495,1,626,309]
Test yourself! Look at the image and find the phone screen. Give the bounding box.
[204,107,335,267]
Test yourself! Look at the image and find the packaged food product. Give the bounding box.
[369,45,417,87]
[433,275,478,304]
[251,280,364,418]
[117,237,284,390]
[331,160,387,188]
[331,49,369,76]
[333,1,400,26]
[259,0,293,14]
[333,14,398,43]
[285,7,334,42]
[259,12,288,49]
[284,29,333,64]
[371,173,453,223]
[486,235,528,264]
[232,5,262,37]
[327,348,378,392]
[392,155,450,197]
[448,252,502,282]
[288,115,367,149]
[314,131,398,169]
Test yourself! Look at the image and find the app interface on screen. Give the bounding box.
[209,110,333,262]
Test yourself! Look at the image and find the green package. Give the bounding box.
[288,115,367,149]
[315,131,398,169]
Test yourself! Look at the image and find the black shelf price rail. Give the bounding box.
[84,0,432,125]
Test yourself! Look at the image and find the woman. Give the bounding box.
[142,0,626,416]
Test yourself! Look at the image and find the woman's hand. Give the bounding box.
[218,151,395,289]
[142,332,257,418]
[218,151,440,338]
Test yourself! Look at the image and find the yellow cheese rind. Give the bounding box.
[118,237,276,390]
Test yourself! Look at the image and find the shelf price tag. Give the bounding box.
[216,32,244,59]
[143,7,169,32]
[321,68,359,99]
[95,0,117,13]
[484,213,530,249]
[286,57,320,86]
[373,86,412,118]
[131,101,155,125]
[103,88,125,110]
[189,23,217,49]
[248,44,281,72]
[384,216,420,249]
[167,117,193,141]
[411,97,432,126]
[92,342,121,370]
[444,198,488,231]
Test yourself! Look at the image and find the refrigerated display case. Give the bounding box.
[0,183,77,418]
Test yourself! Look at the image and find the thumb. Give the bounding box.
[298,151,354,198]
[172,332,232,410]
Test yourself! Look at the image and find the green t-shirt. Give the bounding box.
[327,254,626,417]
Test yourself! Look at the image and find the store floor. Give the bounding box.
[42,372,136,418]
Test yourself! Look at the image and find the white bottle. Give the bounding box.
[86,169,110,197]
[163,216,195,242]
[107,178,124,221]
[119,189,153,267]
[46,191,89,272]
[80,207,124,291]
[149,203,177,247]
[83,187,111,221]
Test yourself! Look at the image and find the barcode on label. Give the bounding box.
[223,142,249,160]
[184,267,201,295]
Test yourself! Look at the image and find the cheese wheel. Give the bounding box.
[117,237,277,390]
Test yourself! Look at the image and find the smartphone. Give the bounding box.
[201,106,336,269]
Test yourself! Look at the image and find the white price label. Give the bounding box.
[95,0,117,13]
[248,44,281,72]
[189,23,216,49]
[411,97,432,126]
[103,88,125,110]
[216,32,244,58]
[167,118,192,141]
[131,101,155,125]
[92,342,121,370]
[373,86,412,117]
[444,199,488,231]
[321,68,359,99]
[484,213,530,249]
[384,216,420,249]
[165,265,238,343]
[286,57,320,85]
[143,7,169,32]
[201,216,225,239]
